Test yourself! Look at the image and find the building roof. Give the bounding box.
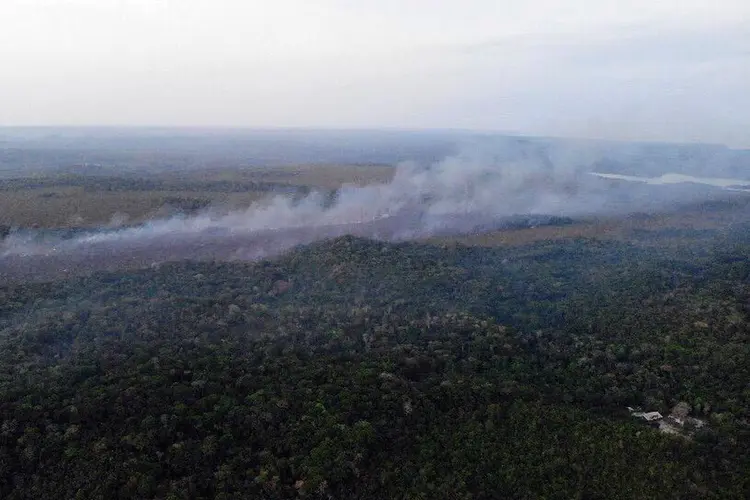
[642,412,663,421]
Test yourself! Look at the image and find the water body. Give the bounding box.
[590,172,750,192]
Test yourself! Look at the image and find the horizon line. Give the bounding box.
[0,125,741,150]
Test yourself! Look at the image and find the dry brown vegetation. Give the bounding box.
[2,161,747,249]
[0,164,395,228]
[179,164,395,189]
[0,188,268,228]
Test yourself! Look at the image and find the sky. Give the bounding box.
[1,0,748,147]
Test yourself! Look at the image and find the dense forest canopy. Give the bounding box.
[2,224,750,498]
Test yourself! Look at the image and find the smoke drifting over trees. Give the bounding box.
[0,136,748,281]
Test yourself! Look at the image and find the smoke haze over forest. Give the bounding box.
[1,131,749,281]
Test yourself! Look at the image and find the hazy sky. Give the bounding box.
[1,0,748,146]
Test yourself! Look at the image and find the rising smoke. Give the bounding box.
[0,139,747,280]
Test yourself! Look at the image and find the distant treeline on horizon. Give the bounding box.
[1,127,749,178]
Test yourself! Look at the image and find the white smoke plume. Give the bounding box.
[0,140,747,280]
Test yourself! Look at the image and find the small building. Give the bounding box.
[627,407,663,422]
[641,411,663,422]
